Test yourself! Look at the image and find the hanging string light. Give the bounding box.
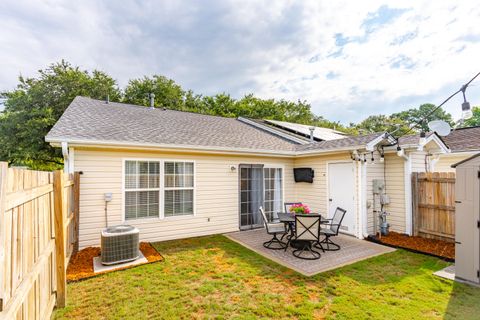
[394,71,480,141]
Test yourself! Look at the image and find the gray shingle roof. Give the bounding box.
[46,96,298,152]
[442,126,480,152]
[49,96,437,155]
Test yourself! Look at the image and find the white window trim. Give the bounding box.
[121,158,196,222]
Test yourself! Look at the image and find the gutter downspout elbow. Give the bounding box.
[61,141,69,173]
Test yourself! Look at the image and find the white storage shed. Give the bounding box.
[452,154,480,285]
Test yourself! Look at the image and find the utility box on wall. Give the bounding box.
[372,179,385,194]
[452,154,480,285]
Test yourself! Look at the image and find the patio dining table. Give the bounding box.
[277,212,330,243]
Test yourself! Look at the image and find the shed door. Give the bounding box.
[328,162,356,235]
[455,165,480,283]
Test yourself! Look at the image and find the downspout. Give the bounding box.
[61,141,69,173]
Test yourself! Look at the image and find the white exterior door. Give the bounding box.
[328,162,356,235]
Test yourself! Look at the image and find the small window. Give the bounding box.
[164,161,194,217]
[124,160,160,220]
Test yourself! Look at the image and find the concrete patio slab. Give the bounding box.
[93,252,147,273]
[225,229,395,276]
[434,265,455,281]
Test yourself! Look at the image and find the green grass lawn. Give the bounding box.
[53,235,480,320]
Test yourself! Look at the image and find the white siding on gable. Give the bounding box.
[75,148,296,248]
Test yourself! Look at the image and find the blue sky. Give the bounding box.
[0,0,479,123]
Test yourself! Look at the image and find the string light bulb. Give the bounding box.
[461,85,473,120]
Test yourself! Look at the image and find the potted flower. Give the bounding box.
[289,203,311,214]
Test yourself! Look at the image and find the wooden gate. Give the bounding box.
[411,172,455,242]
[0,163,80,320]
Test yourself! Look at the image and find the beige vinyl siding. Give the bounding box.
[293,153,353,215]
[434,153,473,172]
[74,148,295,248]
[410,151,427,172]
[365,152,385,234]
[383,153,406,233]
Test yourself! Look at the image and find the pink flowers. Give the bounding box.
[289,203,311,214]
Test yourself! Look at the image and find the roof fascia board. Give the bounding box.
[237,117,308,144]
[365,132,395,151]
[47,138,296,157]
[47,137,372,158]
[415,134,450,154]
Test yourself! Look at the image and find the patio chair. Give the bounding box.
[282,202,302,236]
[287,214,322,260]
[259,207,288,250]
[316,207,346,251]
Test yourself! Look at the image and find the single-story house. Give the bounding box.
[45,96,450,248]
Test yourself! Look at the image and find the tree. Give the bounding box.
[462,106,480,127]
[0,61,121,170]
[391,103,454,132]
[123,75,185,109]
[351,114,409,135]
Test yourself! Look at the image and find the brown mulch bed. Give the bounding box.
[373,232,455,260]
[67,242,163,282]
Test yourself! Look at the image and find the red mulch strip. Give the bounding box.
[67,242,163,282]
[374,232,455,260]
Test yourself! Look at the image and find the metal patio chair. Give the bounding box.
[316,207,346,251]
[287,214,322,260]
[259,207,288,250]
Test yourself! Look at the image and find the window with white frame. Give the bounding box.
[124,160,160,220]
[263,168,283,220]
[164,161,194,217]
[124,160,195,220]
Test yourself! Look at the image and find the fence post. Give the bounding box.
[73,172,80,254]
[411,172,418,237]
[0,162,8,311]
[53,170,66,308]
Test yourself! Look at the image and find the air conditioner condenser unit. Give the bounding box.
[101,225,140,265]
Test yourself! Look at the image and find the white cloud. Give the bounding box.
[0,0,479,123]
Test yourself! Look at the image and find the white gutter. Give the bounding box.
[46,137,372,158]
[47,133,425,158]
[47,138,297,157]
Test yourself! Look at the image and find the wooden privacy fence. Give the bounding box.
[0,163,80,320]
[411,172,455,242]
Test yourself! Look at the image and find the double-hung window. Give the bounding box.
[164,162,194,217]
[124,160,195,220]
[125,161,160,220]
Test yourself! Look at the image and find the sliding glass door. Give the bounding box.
[239,164,283,230]
[239,164,264,230]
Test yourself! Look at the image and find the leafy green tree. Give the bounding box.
[391,103,454,132]
[351,114,409,135]
[0,61,121,170]
[123,75,185,109]
[462,106,480,127]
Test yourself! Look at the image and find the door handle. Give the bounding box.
[455,201,461,203]
[329,198,333,202]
